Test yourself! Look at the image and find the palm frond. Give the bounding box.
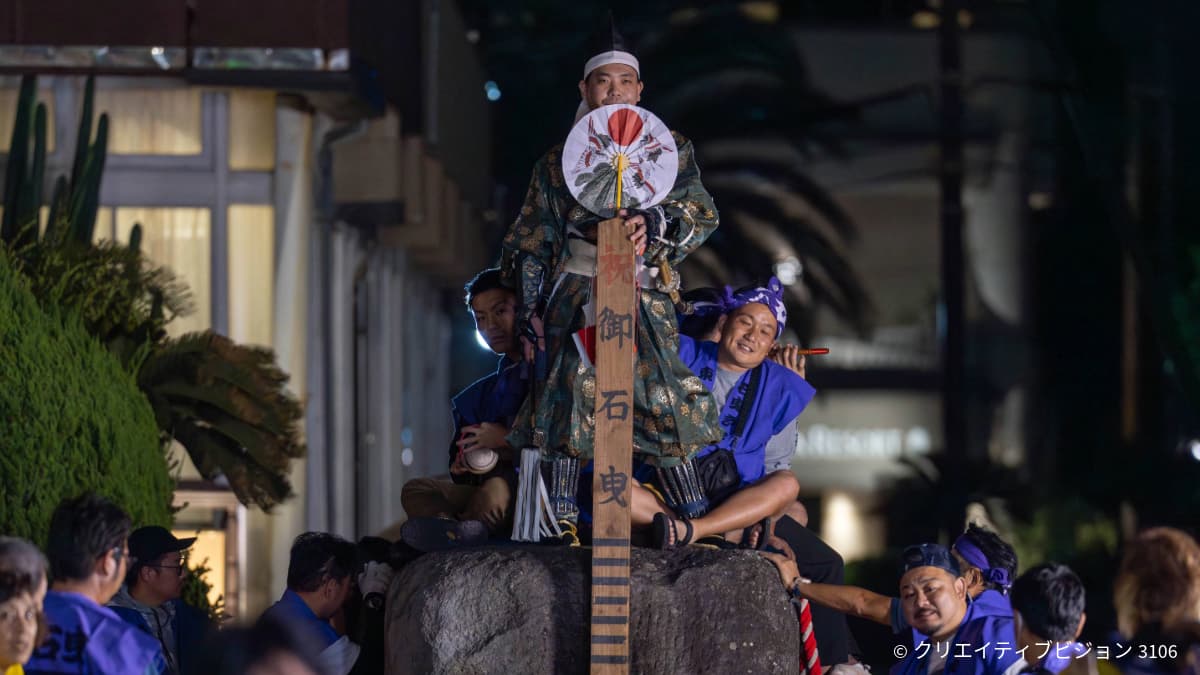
[141,332,305,510]
[172,422,293,510]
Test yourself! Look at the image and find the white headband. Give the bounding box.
[582,50,640,80]
[576,51,640,122]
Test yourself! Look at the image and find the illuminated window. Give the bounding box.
[228,205,275,347]
[173,491,243,618]
[95,87,202,155]
[115,207,213,335]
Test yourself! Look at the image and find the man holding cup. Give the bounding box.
[398,268,527,551]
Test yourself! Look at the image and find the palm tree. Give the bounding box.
[2,75,305,510]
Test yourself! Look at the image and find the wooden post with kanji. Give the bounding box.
[589,216,635,673]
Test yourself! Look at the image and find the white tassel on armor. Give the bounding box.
[511,447,562,542]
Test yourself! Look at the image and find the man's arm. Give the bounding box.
[446,407,482,485]
[498,156,561,326]
[795,582,894,627]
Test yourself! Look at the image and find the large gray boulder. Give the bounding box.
[385,545,799,674]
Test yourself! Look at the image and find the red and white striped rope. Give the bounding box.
[797,597,821,675]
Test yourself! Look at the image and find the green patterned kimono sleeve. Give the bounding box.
[651,134,720,267]
[499,158,562,323]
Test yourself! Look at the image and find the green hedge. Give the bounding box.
[0,251,171,546]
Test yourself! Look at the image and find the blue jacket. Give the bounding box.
[261,589,340,651]
[109,599,212,673]
[892,589,1014,647]
[448,355,528,484]
[889,591,1022,675]
[26,590,165,675]
[678,335,815,484]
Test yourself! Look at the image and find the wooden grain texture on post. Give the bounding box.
[590,217,635,674]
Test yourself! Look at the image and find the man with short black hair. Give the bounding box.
[109,527,212,675]
[398,267,526,550]
[260,532,365,675]
[1009,564,1087,674]
[26,494,165,675]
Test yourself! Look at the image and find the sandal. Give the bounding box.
[651,512,694,550]
[694,534,739,550]
[740,517,772,551]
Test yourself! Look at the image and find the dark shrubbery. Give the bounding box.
[0,251,171,545]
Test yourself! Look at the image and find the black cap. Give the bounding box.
[128,526,195,566]
[900,543,961,578]
[587,11,633,58]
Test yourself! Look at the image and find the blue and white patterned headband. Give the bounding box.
[723,277,787,338]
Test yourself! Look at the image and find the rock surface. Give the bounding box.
[385,545,799,674]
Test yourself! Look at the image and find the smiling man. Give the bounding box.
[632,278,875,663]
[636,278,814,546]
[891,544,1023,675]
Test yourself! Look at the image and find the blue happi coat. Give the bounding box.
[677,335,816,484]
[26,591,165,675]
[893,589,1015,649]
[889,591,1023,675]
[451,355,528,433]
[448,355,528,483]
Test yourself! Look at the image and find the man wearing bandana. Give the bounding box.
[634,278,815,544]
[766,543,1021,675]
[500,16,722,541]
[629,278,878,665]
[886,544,1023,675]
[786,524,1019,647]
[774,524,1034,674]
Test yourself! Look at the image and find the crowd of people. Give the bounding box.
[2,487,1199,674]
[3,13,1200,675]
[0,494,395,675]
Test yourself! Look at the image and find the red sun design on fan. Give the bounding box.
[607,108,644,147]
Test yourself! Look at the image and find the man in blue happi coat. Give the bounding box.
[26,494,166,675]
[629,277,867,665]
[632,277,814,546]
[789,524,1019,649]
[890,544,1024,675]
[399,268,528,550]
